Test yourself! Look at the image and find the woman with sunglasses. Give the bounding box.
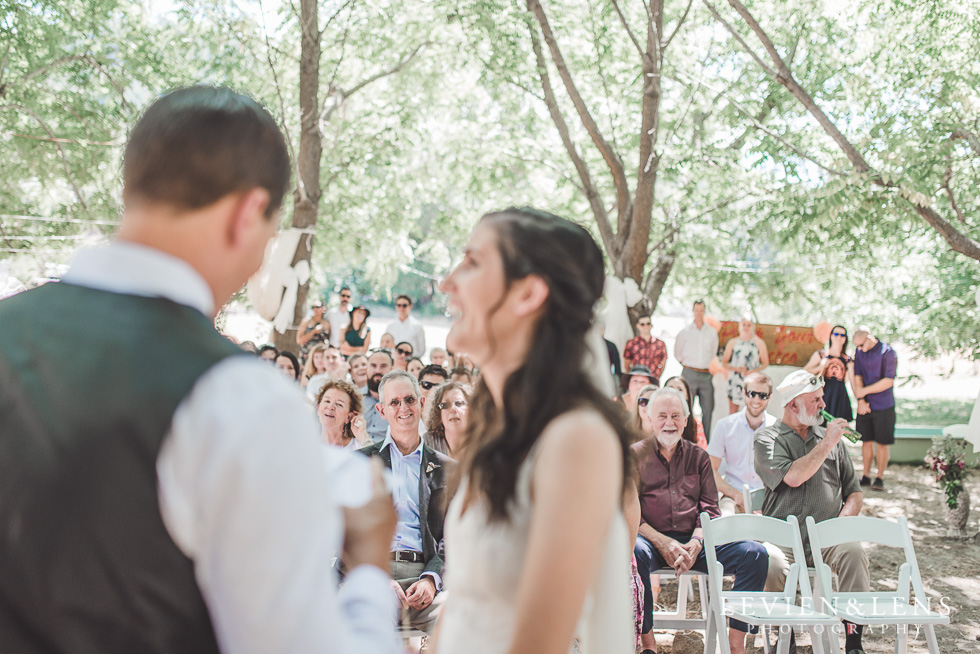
[434,208,634,654]
[339,305,371,358]
[423,382,471,456]
[662,376,708,449]
[803,324,854,421]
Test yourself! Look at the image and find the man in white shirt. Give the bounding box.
[359,370,454,632]
[0,87,400,654]
[674,299,720,440]
[326,287,353,346]
[385,295,426,357]
[706,372,777,515]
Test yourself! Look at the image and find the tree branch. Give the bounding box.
[526,0,631,231]
[259,0,302,201]
[342,42,428,100]
[702,0,776,78]
[941,154,966,224]
[0,104,86,208]
[662,0,695,51]
[526,19,616,256]
[609,0,645,59]
[952,127,980,157]
[21,54,129,109]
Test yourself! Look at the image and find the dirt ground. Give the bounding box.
[649,461,980,653]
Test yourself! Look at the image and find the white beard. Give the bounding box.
[795,399,821,426]
[658,431,682,448]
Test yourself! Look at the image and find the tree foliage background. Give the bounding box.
[1,0,977,358]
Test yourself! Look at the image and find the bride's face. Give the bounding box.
[440,222,515,368]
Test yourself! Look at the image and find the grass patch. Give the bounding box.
[896,398,973,425]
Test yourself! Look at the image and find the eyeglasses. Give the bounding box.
[831,331,846,337]
[744,390,771,400]
[396,348,413,356]
[637,397,650,407]
[396,303,410,308]
[386,396,418,409]
[419,380,442,390]
[438,400,468,410]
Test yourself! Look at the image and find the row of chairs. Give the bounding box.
[695,511,948,654]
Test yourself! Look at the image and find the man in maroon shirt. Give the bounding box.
[632,388,768,654]
[623,315,668,381]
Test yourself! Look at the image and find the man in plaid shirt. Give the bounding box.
[623,315,667,381]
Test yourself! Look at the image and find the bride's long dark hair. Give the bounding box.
[459,207,633,522]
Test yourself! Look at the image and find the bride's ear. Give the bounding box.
[510,274,549,317]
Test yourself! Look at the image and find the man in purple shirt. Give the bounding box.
[632,388,768,654]
[852,328,898,491]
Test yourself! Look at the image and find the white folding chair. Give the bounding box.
[806,515,949,654]
[650,568,710,630]
[741,483,766,514]
[700,511,841,654]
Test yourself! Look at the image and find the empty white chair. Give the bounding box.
[741,483,765,514]
[701,511,841,654]
[806,515,948,654]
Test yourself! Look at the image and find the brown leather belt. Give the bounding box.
[683,366,710,374]
[391,550,424,563]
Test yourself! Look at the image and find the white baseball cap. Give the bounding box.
[777,370,825,407]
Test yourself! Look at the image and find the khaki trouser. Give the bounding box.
[765,540,870,594]
[390,558,446,632]
[718,495,786,592]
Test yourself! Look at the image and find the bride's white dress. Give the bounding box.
[435,446,634,654]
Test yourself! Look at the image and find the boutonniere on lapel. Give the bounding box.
[426,462,439,477]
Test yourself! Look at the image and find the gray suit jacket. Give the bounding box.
[359,440,456,578]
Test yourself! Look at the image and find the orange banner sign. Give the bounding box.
[717,322,823,367]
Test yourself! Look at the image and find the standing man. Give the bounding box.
[326,287,353,347]
[623,315,668,381]
[706,372,777,515]
[362,349,394,443]
[361,370,454,633]
[0,87,399,653]
[386,295,426,358]
[852,328,898,490]
[755,370,869,654]
[674,300,720,440]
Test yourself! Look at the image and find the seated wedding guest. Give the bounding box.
[449,367,472,385]
[707,372,775,515]
[258,344,278,362]
[297,298,331,365]
[362,349,394,443]
[307,346,350,402]
[301,343,328,389]
[630,384,658,441]
[239,340,258,354]
[429,347,449,369]
[379,332,396,352]
[418,364,450,423]
[317,380,372,451]
[360,370,454,633]
[393,342,414,371]
[619,365,658,414]
[663,376,708,449]
[348,353,369,394]
[633,388,767,654]
[274,351,300,381]
[423,382,470,456]
[340,305,372,358]
[406,357,424,379]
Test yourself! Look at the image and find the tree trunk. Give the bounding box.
[273,0,322,352]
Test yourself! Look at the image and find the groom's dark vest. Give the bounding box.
[0,281,242,653]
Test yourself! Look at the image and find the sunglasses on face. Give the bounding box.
[396,348,412,356]
[419,380,440,390]
[340,294,351,300]
[396,303,410,308]
[831,331,846,337]
[438,400,468,410]
[744,390,771,400]
[637,397,650,408]
[386,396,418,409]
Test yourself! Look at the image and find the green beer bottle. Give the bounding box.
[820,409,861,443]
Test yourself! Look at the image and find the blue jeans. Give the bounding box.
[634,532,768,634]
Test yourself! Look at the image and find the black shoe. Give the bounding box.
[847,650,867,654]
[860,475,871,487]
[872,477,884,491]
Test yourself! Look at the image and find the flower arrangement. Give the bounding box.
[925,436,969,509]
